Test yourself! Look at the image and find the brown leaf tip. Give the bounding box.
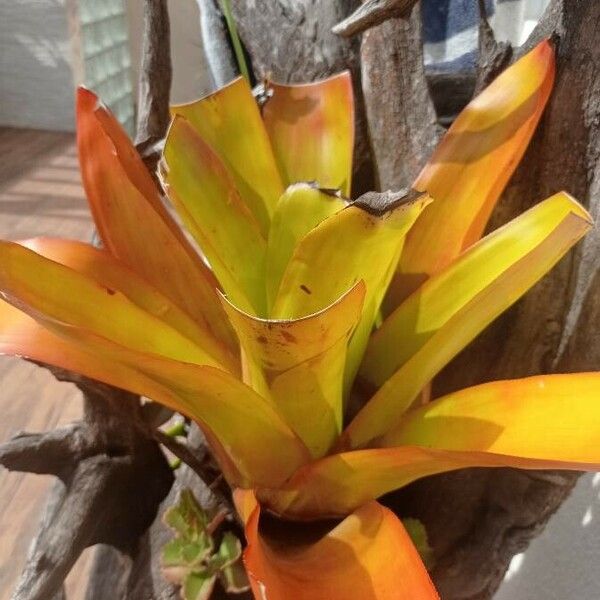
[353,188,424,216]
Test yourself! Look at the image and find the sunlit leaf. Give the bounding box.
[20,237,237,373]
[0,241,218,367]
[362,192,590,387]
[76,88,234,349]
[0,301,309,488]
[163,117,267,315]
[383,373,600,461]
[266,183,347,311]
[258,446,471,519]
[272,190,431,390]
[262,72,355,196]
[346,194,590,449]
[237,490,439,600]
[389,40,556,306]
[221,283,365,457]
[171,77,284,233]
[263,375,600,516]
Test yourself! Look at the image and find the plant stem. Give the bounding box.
[218,0,251,82]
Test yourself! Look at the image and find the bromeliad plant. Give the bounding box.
[2,39,600,599]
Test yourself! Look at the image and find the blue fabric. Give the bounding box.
[421,0,543,74]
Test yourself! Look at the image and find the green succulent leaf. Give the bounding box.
[161,490,249,599]
[182,571,218,600]
[162,490,216,568]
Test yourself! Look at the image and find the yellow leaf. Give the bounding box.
[262,72,355,196]
[346,193,591,449]
[272,190,431,390]
[0,241,217,367]
[221,283,365,457]
[171,77,284,233]
[266,183,347,311]
[389,40,556,306]
[163,117,267,315]
[20,237,238,373]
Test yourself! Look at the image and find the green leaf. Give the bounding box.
[161,490,249,598]
[209,532,243,571]
[183,571,217,600]
[162,489,216,559]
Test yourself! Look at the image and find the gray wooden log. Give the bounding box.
[85,424,249,600]
[135,0,172,175]
[195,0,238,88]
[5,381,174,600]
[360,3,442,190]
[230,0,376,195]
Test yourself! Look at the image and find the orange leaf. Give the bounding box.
[0,241,218,367]
[76,88,235,349]
[262,72,355,196]
[20,237,237,373]
[260,373,600,518]
[238,490,439,600]
[390,40,556,305]
[0,300,309,488]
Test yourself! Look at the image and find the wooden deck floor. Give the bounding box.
[0,127,94,597]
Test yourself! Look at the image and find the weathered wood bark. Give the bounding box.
[333,0,419,37]
[195,0,238,88]
[231,0,376,195]
[385,1,600,598]
[135,0,172,175]
[4,377,173,600]
[360,4,441,190]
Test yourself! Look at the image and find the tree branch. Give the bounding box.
[333,0,419,37]
[135,0,172,175]
[0,425,85,477]
[196,0,238,89]
[474,0,512,93]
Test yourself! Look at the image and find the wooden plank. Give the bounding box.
[0,127,94,598]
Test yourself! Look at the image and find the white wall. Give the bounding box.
[496,473,600,599]
[0,0,76,131]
